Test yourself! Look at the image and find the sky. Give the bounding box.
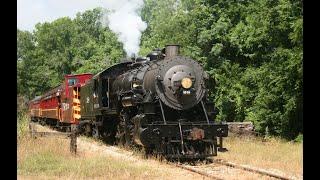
[17,0,123,32]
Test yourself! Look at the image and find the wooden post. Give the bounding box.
[70,132,77,154]
[29,122,36,138]
[70,124,77,154]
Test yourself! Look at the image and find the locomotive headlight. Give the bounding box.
[181,77,192,89]
[132,83,139,88]
[132,81,142,89]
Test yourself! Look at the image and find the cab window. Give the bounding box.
[68,78,77,86]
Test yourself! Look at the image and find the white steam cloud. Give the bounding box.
[103,0,147,56]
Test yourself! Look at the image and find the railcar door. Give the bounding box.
[92,79,101,112]
[101,78,110,108]
[80,80,94,118]
[61,86,73,123]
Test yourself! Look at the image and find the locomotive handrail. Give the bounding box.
[201,100,210,124]
[159,100,167,124]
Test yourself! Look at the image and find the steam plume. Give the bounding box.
[103,0,147,56]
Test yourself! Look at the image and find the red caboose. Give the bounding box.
[29,73,93,128]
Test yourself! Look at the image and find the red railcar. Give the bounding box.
[29,73,93,126]
[29,96,41,117]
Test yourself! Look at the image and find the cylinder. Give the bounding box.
[165,44,180,59]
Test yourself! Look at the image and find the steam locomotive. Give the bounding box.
[29,45,228,160]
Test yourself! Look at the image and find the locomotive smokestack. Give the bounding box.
[165,44,180,59]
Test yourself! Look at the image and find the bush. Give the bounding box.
[18,111,29,139]
[17,96,29,139]
[294,134,303,143]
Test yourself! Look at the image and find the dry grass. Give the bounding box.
[218,135,303,178]
[18,137,153,179]
[17,130,204,179]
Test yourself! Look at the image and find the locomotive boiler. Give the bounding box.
[79,45,228,159]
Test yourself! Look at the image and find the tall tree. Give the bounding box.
[139,0,303,139]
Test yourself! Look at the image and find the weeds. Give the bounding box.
[294,134,303,143]
[17,111,29,139]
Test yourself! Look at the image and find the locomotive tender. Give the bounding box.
[29,45,228,159]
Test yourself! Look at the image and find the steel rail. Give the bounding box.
[213,159,295,180]
[171,162,224,180]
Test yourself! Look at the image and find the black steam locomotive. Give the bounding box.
[78,45,228,159]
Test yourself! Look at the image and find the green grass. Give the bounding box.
[17,110,29,139]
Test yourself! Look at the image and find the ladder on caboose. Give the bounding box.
[73,87,81,123]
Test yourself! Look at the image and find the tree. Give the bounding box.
[139,0,303,139]
[17,8,125,98]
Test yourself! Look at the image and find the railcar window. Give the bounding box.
[68,78,78,86]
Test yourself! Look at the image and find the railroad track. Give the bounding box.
[172,163,224,180]
[170,159,300,180]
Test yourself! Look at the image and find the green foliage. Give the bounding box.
[17,112,29,139]
[294,133,303,143]
[140,0,303,139]
[17,96,29,139]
